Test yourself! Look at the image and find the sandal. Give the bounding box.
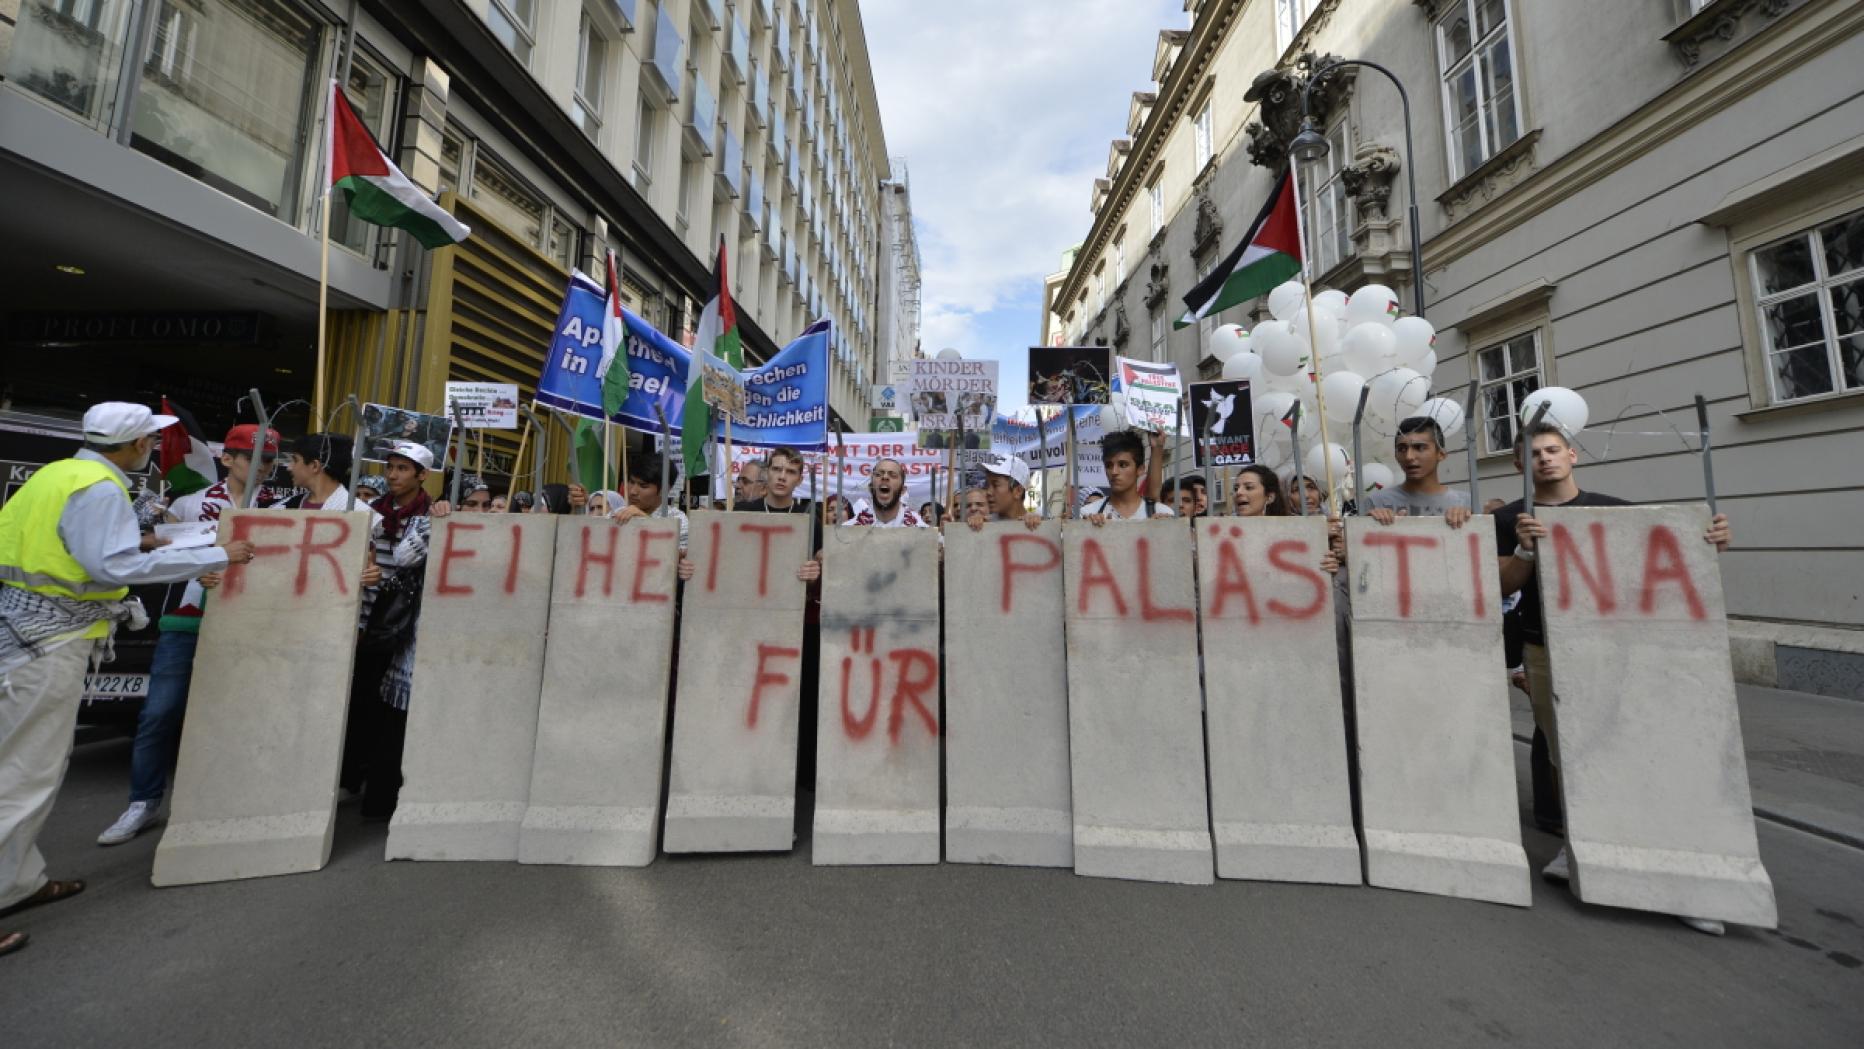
[0,930,27,957]
[0,879,85,918]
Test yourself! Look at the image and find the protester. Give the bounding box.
[1083,431,1175,523]
[343,442,435,821]
[0,403,256,957]
[167,423,286,523]
[1366,418,1473,525]
[611,457,690,550]
[458,477,493,513]
[354,474,387,506]
[957,487,989,525]
[734,459,769,506]
[1185,474,1209,517]
[1496,421,1732,935]
[1294,475,1327,516]
[95,433,369,847]
[489,493,509,514]
[965,453,1044,532]
[530,483,574,515]
[507,491,534,513]
[847,459,926,528]
[587,489,625,517]
[1233,464,1293,517]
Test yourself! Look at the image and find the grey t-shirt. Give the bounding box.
[1365,485,1471,517]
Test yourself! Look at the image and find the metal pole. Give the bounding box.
[1169,395,1183,514]
[835,423,846,518]
[1463,379,1481,510]
[1351,386,1370,514]
[1065,407,1079,519]
[654,402,672,510]
[1694,393,1718,516]
[243,388,271,509]
[1289,401,1306,517]
[448,399,467,504]
[1521,403,1550,511]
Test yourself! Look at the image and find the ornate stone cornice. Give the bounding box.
[1662,0,1799,68]
[1144,261,1170,310]
[1437,128,1542,224]
[1242,52,1354,171]
[1342,143,1402,222]
[1191,192,1223,258]
[1113,304,1132,349]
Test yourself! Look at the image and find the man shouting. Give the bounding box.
[846,458,926,528]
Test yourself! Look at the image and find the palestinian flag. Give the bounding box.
[682,238,742,484]
[327,79,470,249]
[1177,170,1302,328]
[598,250,630,418]
[157,397,216,496]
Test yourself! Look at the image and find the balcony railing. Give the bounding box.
[643,7,684,104]
[682,70,715,157]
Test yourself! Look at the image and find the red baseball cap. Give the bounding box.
[223,424,281,455]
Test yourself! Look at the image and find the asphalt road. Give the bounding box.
[4,734,1861,1048]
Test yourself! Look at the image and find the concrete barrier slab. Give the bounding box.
[1536,505,1777,927]
[811,527,942,865]
[943,520,1072,868]
[663,511,812,852]
[152,510,370,886]
[519,517,682,866]
[1063,518,1213,885]
[1346,517,1530,907]
[1197,516,1361,884]
[386,518,556,861]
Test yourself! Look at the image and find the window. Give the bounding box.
[1298,118,1352,276]
[1749,209,1864,403]
[471,151,547,247]
[1273,0,1319,53]
[331,51,403,254]
[1115,238,1127,287]
[574,12,607,136]
[1151,313,1167,362]
[5,0,137,129]
[1195,254,1216,345]
[677,156,700,229]
[1149,177,1164,236]
[129,0,321,222]
[1192,101,1213,172]
[1477,331,1543,456]
[549,213,579,270]
[634,96,658,186]
[439,124,469,193]
[1095,271,1106,315]
[1436,0,1522,182]
[487,0,536,65]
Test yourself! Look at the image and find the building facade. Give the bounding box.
[0,0,903,483]
[874,156,922,403]
[1053,0,1862,683]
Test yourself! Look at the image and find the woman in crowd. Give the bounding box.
[1234,464,1293,517]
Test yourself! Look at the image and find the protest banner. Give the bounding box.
[153,510,371,886]
[1063,519,1213,884]
[813,527,943,865]
[1197,516,1359,884]
[710,434,944,508]
[700,351,748,423]
[1188,380,1254,467]
[1345,517,1530,906]
[536,272,829,448]
[442,381,520,429]
[521,517,683,866]
[360,402,451,464]
[991,407,1108,489]
[388,518,557,862]
[944,520,1073,868]
[663,511,813,851]
[1028,346,1113,405]
[1116,358,1183,433]
[1535,505,1776,927]
[907,358,997,448]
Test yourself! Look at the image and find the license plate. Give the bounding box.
[83,673,149,701]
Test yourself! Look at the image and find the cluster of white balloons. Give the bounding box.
[1209,280,1588,503]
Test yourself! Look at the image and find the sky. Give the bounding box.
[861,0,1186,411]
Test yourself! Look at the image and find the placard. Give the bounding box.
[1028,346,1113,405]
[359,403,453,465]
[1188,380,1254,467]
[443,381,520,429]
[907,358,997,447]
[1116,357,1182,433]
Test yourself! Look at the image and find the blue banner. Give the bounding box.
[534,272,829,449]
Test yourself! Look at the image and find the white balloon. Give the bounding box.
[1345,284,1400,327]
[1341,323,1398,378]
[1418,349,1438,378]
[1369,367,1429,425]
[1360,462,1396,495]
[1313,288,1349,322]
[1267,281,1307,322]
[1210,323,1250,361]
[1320,370,1367,419]
[1417,396,1466,440]
[1519,386,1589,437]
[1258,367,1306,395]
[1254,320,1307,376]
[1292,309,1340,364]
[1221,350,1264,383]
[1098,405,1124,433]
[1252,390,1298,438]
[935,347,963,361]
[1303,441,1351,482]
[1391,316,1437,369]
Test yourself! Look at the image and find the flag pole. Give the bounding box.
[510,413,532,502]
[314,80,336,431]
[1285,160,1340,517]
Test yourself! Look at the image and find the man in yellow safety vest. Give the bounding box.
[0,402,255,958]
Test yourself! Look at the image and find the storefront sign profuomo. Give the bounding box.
[9,312,265,345]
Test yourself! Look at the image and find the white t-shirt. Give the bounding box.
[845,500,928,528]
[1080,494,1176,520]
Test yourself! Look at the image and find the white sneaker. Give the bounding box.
[1679,916,1726,936]
[97,801,161,846]
[1541,846,1570,883]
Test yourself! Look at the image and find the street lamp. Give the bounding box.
[1295,58,1428,320]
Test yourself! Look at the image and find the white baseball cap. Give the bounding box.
[979,452,1030,488]
[83,402,178,444]
[385,441,436,472]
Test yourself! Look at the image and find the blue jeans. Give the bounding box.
[129,630,199,804]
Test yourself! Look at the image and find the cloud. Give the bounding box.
[863,0,1182,365]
